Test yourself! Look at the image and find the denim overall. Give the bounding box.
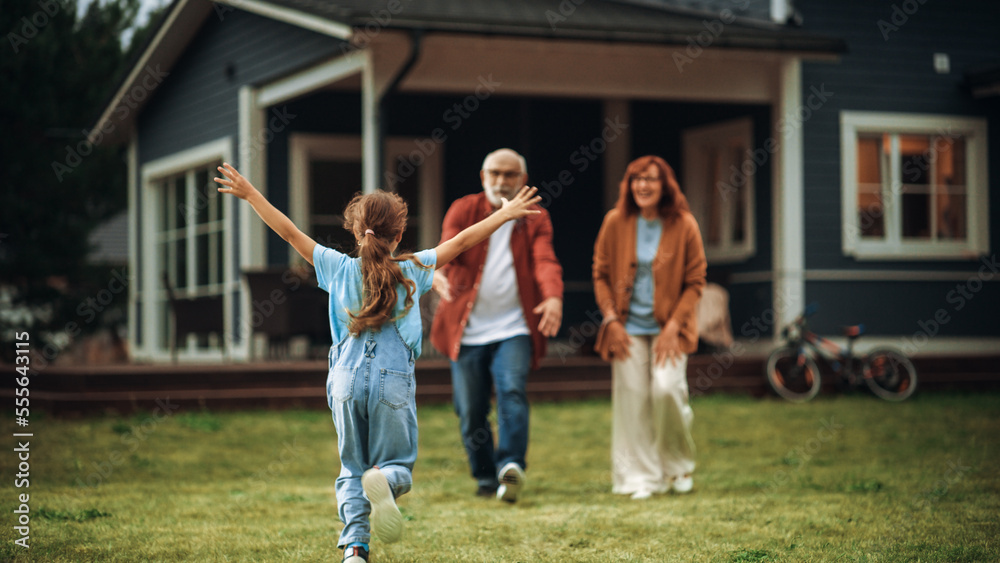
[327,324,417,547]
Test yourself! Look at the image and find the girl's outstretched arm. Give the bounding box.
[215,163,317,265]
[434,186,541,267]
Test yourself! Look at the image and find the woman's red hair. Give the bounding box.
[614,155,690,219]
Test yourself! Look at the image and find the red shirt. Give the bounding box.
[430,192,564,369]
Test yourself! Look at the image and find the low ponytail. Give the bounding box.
[342,191,428,335]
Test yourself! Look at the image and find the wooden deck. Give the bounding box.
[6,353,999,416]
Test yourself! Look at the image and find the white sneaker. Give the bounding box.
[362,468,403,543]
[496,462,526,503]
[672,474,694,494]
[630,489,653,500]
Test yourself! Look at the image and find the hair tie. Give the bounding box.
[365,229,374,236]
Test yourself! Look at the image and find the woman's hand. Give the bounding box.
[498,186,542,221]
[604,320,632,360]
[214,163,258,200]
[653,320,683,367]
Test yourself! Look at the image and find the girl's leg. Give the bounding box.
[329,363,372,548]
[328,337,373,548]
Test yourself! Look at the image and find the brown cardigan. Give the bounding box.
[592,208,707,360]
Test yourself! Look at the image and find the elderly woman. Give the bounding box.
[593,155,707,500]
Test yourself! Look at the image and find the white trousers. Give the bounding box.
[611,334,695,495]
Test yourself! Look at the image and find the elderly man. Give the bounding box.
[431,148,563,503]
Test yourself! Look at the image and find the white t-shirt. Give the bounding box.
[461,221,530,345]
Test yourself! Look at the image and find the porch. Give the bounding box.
[13,352,1000,416]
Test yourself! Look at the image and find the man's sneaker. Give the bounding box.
[672,474,694,494]
[362,468,403,543]
[496,462,526,503]
[476,484,498,498]
[343,545,369,563]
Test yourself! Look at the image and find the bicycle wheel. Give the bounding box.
[864,348,917,401]
[765,346,822,402]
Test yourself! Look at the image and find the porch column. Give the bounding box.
[772,57,805,333]
[362,50,378,194]
[603,99,630,211]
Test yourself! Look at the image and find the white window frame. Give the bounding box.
[139,137,235,362]
[840,111,989,260]
[288,133,443,263]
[682,117,756,263]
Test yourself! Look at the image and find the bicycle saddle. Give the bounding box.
[843,324,866,338]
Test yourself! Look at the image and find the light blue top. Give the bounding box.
[313,244,437,355]
[625,216,662,335]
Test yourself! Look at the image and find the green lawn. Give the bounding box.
[2,392,998,562]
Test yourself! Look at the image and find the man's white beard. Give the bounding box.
[484,183,512,208]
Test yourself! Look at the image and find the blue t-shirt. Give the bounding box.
[312,245,437,355]
[625,216,662,335]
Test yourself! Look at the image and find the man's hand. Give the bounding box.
[432,270,453,302]
[653,320,683,367]
[533,297,562,337]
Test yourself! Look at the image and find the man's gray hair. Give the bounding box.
[481,148,527,174]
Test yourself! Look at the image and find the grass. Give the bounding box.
[1,392,998,562]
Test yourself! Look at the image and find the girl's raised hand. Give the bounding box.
[214,163,257,200]
[499,186,542,220]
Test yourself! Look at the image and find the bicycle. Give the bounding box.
[765,304,918,402]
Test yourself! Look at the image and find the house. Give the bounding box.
[89,0,999,363]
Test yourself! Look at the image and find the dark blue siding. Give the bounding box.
[806,278,1000,341]
[794,0,1000,338]
[798,0,1000,272]
[138,10,347,164]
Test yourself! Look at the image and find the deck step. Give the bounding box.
[4,354,997,415]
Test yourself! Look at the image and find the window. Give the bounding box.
[289,135,443,260]
[841,112,988,259]
[682,118,755,262]
[140,137,234,362]
[153,162,226,348]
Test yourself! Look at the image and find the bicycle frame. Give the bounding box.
[783,315,860,382]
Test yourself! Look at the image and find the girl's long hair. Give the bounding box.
[615,155,690,219]
[342,190,429,335]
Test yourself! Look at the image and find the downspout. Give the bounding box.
[376,29,424,185]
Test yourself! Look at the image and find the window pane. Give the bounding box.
[900,135,931,187]
[174,176,187,229]
[935,137,966,240]
[159,181,170,231]
[159,241,171,288]
[857,136,883,184]
[856,136,885,239]
[175,238,187,289]
[212,231,223,285]
[195,169,210,225]
[196,233,210,287]
[902,193,930,239]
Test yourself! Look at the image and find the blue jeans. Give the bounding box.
[327,325,418,548]
[450,335,532,488]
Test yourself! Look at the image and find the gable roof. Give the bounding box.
[261,0,843,50]
[90,0,846,145]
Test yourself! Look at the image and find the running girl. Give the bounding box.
[215,163,540,563]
